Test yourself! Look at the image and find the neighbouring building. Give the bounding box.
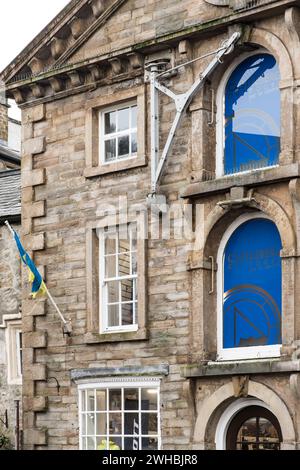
[1,0,300,450]
[0,95,22,448]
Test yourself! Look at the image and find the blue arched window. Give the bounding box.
[222,217,282,357]
[224,54,280,175]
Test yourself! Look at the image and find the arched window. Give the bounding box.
[217,215,282,360]
[222,53,280,175]
[226,406,282,451]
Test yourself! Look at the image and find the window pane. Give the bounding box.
[119,237,130,253]
[96,390,107,412]
[142,437,158,450]
[141,389,158,411]
[105,255,116,278]
[131,106,137,128]
[121,279,134,302]
[107,305,119,328]
[109,389,122,411]
[107,281,119,303]
[118,107,130,131]
[87,390,95,412]
[131,133,137,154]
[105,255,117,279]
[105,111,116,134]
[124,389,139,410]
[109,414,122,435]
[81,391,87,411]
[119,252,131,277]
[142,413,158,435]
[122,303,134,326]
[124,413,139,435]
[87,413,95,435]
[82,437,87,450]
[96,413,106,435]
[81,414,86,435]
[118,135,129,157]
[96,437,108,450]
[107,436,122,450]
[124,437,139,451]
[131,252,137,275]
[105,237,116,256]
[87,436,96,450]
[105,139,116,161]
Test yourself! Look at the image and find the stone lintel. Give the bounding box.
[181,360,300,378]
[182,164,300,199]
[71,364,170,383]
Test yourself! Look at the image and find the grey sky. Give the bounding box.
[0,0,69,72]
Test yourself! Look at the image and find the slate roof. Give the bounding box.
[0,169,21,219]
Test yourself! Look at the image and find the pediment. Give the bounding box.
[1,0,129,83]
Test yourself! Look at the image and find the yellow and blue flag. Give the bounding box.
[13,229,46,299]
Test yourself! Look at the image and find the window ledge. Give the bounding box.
[181,163,300,199]
[181,359,300,378]
[71,364,169,383]
[84,155,147,178]
[84,327,149,344]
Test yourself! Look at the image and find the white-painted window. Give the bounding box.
[5,320,22,385]
[100,102,137,164]
[99,225,138,334]
[78,379,161,450]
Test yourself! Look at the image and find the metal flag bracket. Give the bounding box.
[145,32,241,200]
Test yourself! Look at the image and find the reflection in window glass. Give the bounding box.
[225,54,280,175]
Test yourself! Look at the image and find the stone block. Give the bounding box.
[23,137,46,156]
[24,104,45,123]
[22,169,45,188]
[24,331,47,349]
[23,201,45,219]
[24,233,45,251]
[23,299,46,317]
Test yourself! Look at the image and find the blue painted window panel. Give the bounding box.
[223,219,282,349]
[225,54,280,174]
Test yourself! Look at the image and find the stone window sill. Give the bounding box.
[85,328,149,344]
[181,358,300,378]
[182,163,300,199]
[84,155,147,178]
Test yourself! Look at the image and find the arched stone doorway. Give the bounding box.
[193,381,296,450]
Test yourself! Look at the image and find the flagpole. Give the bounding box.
[43,285,67,325]
[4,220,72,334]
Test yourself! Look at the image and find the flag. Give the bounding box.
[13,229,46,298]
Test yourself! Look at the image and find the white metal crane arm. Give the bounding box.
[149,31,241,194]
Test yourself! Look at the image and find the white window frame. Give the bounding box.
[216,49,280,179]
[100,101,138,165]
[98,225,139,334]
[78,377,161,451]
[217,212,282,361]
[3,318,23,385]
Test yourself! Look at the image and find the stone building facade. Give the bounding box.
[0,96,22,447]
[1,0,300,450]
